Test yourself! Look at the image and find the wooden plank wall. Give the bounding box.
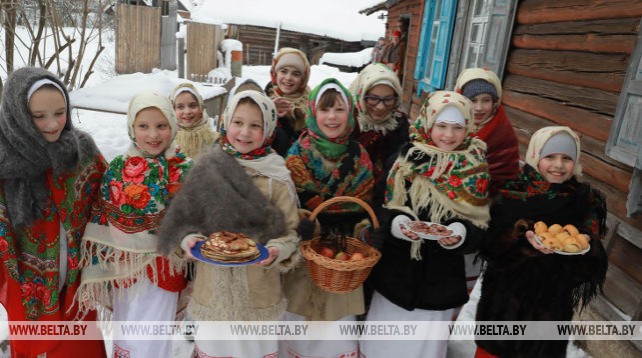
[506,0,642,325]
[186,22,222,81]
[232,25,365,66]
[387,0,425,117]
[115,4,161,74]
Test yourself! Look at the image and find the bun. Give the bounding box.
[533,222,590,253]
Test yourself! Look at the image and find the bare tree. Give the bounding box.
[0,0,107,90]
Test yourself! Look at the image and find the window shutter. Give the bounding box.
[477,0,517,78]
[607,19,642,169]
[415,0,435,81]
[428,0,457,89]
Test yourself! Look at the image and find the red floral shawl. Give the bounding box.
[0,154,106,321]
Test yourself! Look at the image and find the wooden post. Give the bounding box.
[177,37,185,79]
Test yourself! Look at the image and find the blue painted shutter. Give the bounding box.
[428,0,457,90]
[414,0,435,81]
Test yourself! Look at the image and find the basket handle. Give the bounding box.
[308,196,379,229]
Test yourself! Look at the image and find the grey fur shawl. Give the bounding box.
[158,146,287,254]
[0,67,100,227]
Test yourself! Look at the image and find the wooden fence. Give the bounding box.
[186,22,223,81]
[115,3,161,74]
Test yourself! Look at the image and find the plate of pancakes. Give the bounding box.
[192,231,268,266]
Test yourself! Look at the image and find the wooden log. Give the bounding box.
[583,173,642,231]
[516,0,642,25]
[602,264,642,318]
[503,90,612,141]
[506,106,633,193]
[512,17,641,36]
[503,74,619,116]
[513,34,637,54]
[512,17,640,53]
[506,49,629,93]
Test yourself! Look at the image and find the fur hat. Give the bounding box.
[462,79,498,101]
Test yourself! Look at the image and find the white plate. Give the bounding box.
[533,235,590,255]
[400,219,462,241]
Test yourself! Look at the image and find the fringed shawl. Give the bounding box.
[384,91,491,259]
[170,83,219,159]
[477,164,608,357]
[75,146,192,316]
[285,79,374,213]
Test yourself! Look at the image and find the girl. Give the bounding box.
[76,92,193,358]
[157,90,300,358]
[455,68,520,296]
[475,126,608,358]
[170,82,218,159]
[0,67,107,357]
[350,63,410,184]
[281,78,374,358]
[265,47,311,156]
[361,91,491,358]
[454,68,519,194]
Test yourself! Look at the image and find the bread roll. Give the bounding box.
[563,224,580,237]
[548,224,563,235]
[575,234,590,250]
[534,221,548,235]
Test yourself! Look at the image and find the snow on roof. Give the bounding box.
[189,0,385,42]
[319,48,373,68]
[70,69,226,114]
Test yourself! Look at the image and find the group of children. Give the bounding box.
[0,46,607,358]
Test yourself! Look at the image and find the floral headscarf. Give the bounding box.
[349,63,403,134]
[384,91,491,258]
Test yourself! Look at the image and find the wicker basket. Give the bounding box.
[299,196,381,293]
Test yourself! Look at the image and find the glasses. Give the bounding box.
[364,95,397,106]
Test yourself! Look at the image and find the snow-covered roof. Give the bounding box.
[189,0,386,42]
[319,48,374,68]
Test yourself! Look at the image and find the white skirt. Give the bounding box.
[112,278,179,358]
[279,311,359,358]
[193,338,278,358]
[359,291,453,358]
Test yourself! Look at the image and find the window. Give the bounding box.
[414,0,458,95]
[444,0,517,89]
[607,19,642,217]
[607,19,642,169]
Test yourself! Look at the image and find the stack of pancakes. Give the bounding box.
[200,231,260,263]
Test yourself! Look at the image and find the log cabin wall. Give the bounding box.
[231,24,366,66]
[505,0,642,341]
[386,0,425,116]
